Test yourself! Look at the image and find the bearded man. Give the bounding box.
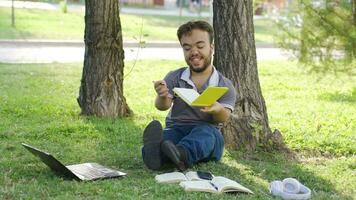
[142,20,236,171]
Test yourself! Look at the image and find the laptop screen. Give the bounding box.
[22,143,79,180]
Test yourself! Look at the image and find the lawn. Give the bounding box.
[0,60,355,199]
[0,7,276,44]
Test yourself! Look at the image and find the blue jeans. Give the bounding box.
[163,123,224,166]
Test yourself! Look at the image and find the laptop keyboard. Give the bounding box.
[78,165,105,179]
[67,163,112,180]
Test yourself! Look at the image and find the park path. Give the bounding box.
[0,40,292,63]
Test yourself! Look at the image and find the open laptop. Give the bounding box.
[22,143,126,181]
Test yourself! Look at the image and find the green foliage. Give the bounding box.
[275,0,356,76]
[0,61,355,199]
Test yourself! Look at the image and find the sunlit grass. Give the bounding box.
[0,7,276,44]
[258,61,356,155]
[0,7,205,41]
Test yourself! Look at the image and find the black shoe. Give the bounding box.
[161,140,188,171]
[142,120,163,170]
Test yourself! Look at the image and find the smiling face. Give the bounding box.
[180,29,214,73]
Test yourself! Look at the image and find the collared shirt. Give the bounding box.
[164,66,237,127]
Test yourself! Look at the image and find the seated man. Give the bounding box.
[142,20,236,171]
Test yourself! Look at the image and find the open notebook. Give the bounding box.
[173,86,228,107]
[180,176,253,194]
[22,143,126,181]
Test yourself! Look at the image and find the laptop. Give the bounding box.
[22,143,126,181]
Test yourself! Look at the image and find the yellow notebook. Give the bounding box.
[173,87,228,107]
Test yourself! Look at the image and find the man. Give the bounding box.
[142,20,236,171]
[189,0,201,13]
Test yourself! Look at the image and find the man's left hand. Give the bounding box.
[200,102,224,114]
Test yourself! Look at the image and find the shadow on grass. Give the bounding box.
[0,23,35,40]
[93,115,354,200]
[84,116,145,171]
[3,113,354,199]
[318,87,356,103]
[82,117,344,199]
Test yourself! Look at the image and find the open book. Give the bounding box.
[179,176,253,194]
[173,86,228,107]
[155,171,207,184]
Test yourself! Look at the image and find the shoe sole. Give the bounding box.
[161,141,186,171]
[143,120,163,170]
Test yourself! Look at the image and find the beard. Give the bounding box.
[186,50,213,73]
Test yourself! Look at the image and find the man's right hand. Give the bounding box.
[153,80,169,98]
[153,80,172,111]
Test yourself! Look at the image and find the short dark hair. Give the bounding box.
[177,20,214,44]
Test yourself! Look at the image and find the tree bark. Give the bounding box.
[11,0,15,27]
[353,0,356,58]
[78,0,131,117]
[213,0,284,151]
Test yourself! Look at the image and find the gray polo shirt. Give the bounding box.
[164,66,236,127]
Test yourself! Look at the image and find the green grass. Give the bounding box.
[0,60,355,199]
[0,7,85,40]
[0,7,205,41]
[0,7,276,44]
[259,61,356,156]
[254,19,276,45]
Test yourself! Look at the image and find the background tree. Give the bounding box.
[213,0,284,151]
[275,0,355,75]
[78,0,131,117]
[11,0,15,27]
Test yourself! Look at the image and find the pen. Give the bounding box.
[210,182,218,191]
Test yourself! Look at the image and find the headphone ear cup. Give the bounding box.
[270,179,312,200]
[283,178,301,194]
[269,180,283,196]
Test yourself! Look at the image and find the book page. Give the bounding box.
[211,176,253,194]
[173,88,200,105]
[191,87,228,107]
[155,172,187,183]
[179,180,218,193]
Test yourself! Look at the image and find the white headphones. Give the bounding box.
[270,178,311,200]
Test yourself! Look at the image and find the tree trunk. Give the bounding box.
[353,0,356,58]
[11,0,15,27]
[213,0,284,151]
[78,0,131,117]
